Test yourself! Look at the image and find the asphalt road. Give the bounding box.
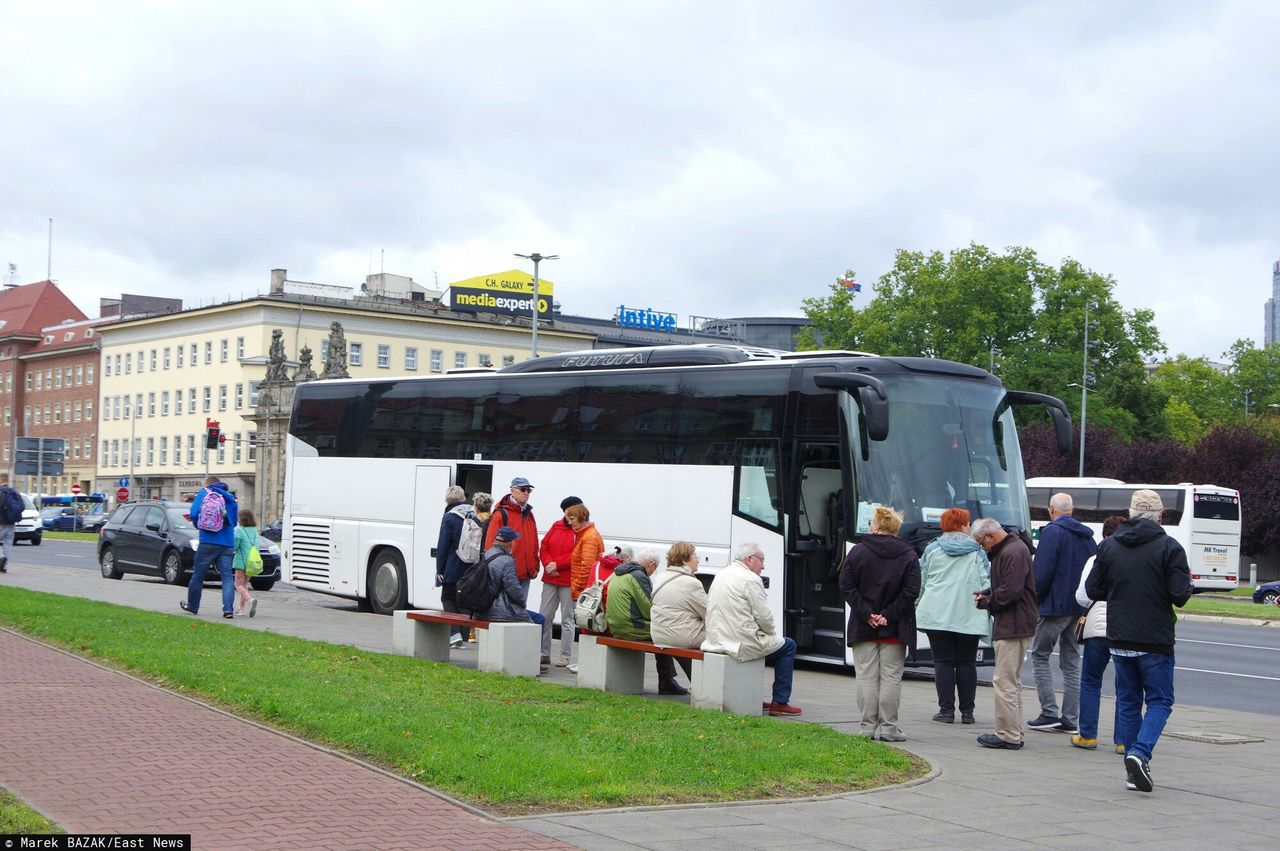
[17,537,1280,715]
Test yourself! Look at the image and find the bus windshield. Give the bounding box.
[850,376,1029,533]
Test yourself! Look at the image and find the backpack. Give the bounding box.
[245,546,264,577]
[195,488,227,532]
[455,552,500,614]
[574,573,612,633]
[455,509,484,565]
[495,506,539,581]
[0,487,23,525]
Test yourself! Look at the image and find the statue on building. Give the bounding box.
[321,321,350,379]
[293,345,318,383]
[264,328,290,383]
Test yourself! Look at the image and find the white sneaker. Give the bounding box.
[567,663,579,674]
[449,636,465,649]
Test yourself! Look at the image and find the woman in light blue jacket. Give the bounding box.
[917,508,990,724]
[232,509,260,618]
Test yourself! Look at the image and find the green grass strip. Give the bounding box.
[0,587,923,815]
[0,786,63,834]
[1181,595,1278,621]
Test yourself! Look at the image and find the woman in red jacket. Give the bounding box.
[538,496,582,667]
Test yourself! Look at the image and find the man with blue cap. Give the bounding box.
[477,523,547,668]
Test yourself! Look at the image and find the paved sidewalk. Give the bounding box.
[2,563,1278,850]
[0,629,569,850]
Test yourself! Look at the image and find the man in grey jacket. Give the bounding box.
[478,526,547,670]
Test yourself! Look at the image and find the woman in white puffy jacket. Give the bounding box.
[1074,514,1127,753]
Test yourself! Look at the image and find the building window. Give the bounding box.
[150,349,157,371]
[86,364,94,384]
[187,435,196,465]
[454,352,467,369]
[249,381,260,406]
[233,432,242,463]
[190,343,197,365]
[247,431,257,462]
[23,406,30,430]
[218,384,227,411]
[124,353,132,375]
[202,386,211,413]
[163,348,171,369]
[33,407,41,425]
[105,357,112,377]
[113,396,121,419]
[75,364,83,384]
[161,391,170,416]
[204,341,212,364]
[148,392,156,417]
[350,342,363,367]
[173,435,181,466]
[137,351,144,372]
[134,438,141,466]
[175,390,183,415]
[479,353,492,367]
[430,350,442,372]
[220,339,228,363]
[235,384,244,409]
[160,436,168,465]
[236,336,245,359]
[177,345,184,368]
[85,400,92,421]
[64,402,71,422]
[111,440,119,467]
[114,354,121,375]
[217,441,225,464]
[188,387,196,413]
[102,440,108,464]
[54,369,62,389]
[73,400,81,422]
[3,406,8,427]
[25,373,32,391]
[377,344,390,368]
[320,340,329,366]
[52,404,60,424]
[405,347,418,370]
[34,372,42,391]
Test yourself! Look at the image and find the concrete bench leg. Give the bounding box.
[391,610,450,662]
[691,654,765,715]
[576,635,645,694]
[477,621,542,677]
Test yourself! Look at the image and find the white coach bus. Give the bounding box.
[283,344,1070,667]
[1026,477,1241,591]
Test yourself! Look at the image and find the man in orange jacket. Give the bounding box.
[484,476,541,584]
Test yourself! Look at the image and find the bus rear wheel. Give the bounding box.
[367,549,407,615]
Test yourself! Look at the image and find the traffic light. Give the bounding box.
[205,424,221,449]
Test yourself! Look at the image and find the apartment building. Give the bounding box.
[95,287,595,516]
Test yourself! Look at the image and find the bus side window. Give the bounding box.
[736,439,780,530]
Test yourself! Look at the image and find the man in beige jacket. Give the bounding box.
[702,542,801,716]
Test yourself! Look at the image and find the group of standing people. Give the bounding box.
[840,489,1191,794]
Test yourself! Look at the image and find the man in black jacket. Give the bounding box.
[1085,489,1192,794]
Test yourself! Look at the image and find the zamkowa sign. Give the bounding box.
[447,269,555,318]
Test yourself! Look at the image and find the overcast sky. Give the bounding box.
[2,1,1277,362]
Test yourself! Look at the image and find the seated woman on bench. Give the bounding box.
[604,549,689,695]
[651,542,707,687]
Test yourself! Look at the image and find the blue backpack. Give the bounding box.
[0,487,23,525]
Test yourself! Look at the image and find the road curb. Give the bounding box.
[1178,613,1280,628]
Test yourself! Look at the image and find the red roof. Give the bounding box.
[0,281,87,339]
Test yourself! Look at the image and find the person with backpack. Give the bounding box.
[538,496,584,667]
[476,526,547,670]
[483,477,540,587]
[181,475,239,618]
[0,474,22,573]
[436,485,475,648]
[232,508,261,618]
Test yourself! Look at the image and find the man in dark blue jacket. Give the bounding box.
[1027,492,1097,734]
[181,475,239,618]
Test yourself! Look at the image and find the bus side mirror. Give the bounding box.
[814,373,889,441]
[1003,391,1073,456]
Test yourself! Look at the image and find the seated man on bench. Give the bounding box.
[605,548,689,695]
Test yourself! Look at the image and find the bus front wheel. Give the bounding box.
[367,549,407,615]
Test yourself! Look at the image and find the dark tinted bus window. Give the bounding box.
[1192,492,1238,521]
[1027,487,1051,522]
[1154,489,1184,525]
[795,370,839,437]
[579,373,682,464]
[422,378,496,460]
[680,369,787,465]
[484,376,581,463]
[291,382,358,455]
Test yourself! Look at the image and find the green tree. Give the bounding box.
[1163,398,1205,446]
[1150,356,1236,424]
[1225,339,1280,413]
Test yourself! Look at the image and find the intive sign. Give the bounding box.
[616,305,677,332]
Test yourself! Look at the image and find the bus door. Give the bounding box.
[454,463,493,501]
[787,443,847,660]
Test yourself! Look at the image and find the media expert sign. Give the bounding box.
[447,269,555,318]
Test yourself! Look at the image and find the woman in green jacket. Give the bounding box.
[233,509,260,618]
[917,508,990,723]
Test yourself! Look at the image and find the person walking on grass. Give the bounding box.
[972,518,1037,750]
[1085,490,1192,794]
[1026,492,1097,735]
[233,509,260,618]
[181,475,239,618]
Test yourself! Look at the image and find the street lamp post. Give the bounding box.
[513,252,558,358]
[1076,301,1099,477]
[1068,382,1095,476]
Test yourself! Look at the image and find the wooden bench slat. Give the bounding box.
[406,610,490,629]
[596,635,704,660]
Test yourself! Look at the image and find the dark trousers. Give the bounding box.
[439,582,470,641]
[925,629,980,714]
[654,654,692,684]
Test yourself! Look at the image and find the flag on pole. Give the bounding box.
[839,275,861,292]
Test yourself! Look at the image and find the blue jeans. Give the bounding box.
[187,542,235,614]
[1112,652,1175,761]
[765,637,797,705]
[1078,637,1119,742]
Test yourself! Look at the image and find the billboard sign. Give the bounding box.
[447,269,555,318]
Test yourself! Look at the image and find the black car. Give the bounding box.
[98,501,281,590]
[1253,580,1280,606]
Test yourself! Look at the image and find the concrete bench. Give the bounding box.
[577,633,765,715]
[391,610,542,677]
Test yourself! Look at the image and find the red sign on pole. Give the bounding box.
[116,487,130,501]
[70,483,82,495]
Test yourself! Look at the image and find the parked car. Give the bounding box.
[41,505,109,533]
[1253,580,1280,606]
[98,500,281,590]
[15,493,42,546]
